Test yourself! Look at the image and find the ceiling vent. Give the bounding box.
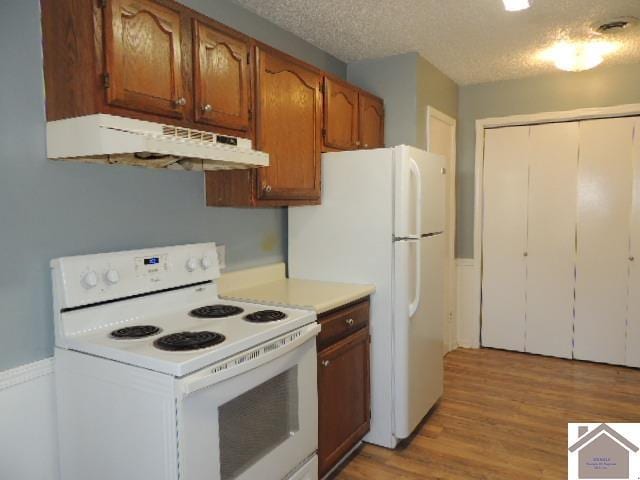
[593,17,639,35]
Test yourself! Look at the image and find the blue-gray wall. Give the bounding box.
[0,0,345,371]
[347,52,458,150]
[457,62,640,258]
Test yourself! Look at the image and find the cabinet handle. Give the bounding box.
[345,318,354,327]
[322,360,330,367]
[202,104,213,113]
[174,97,187,107]
[363,143,369,148]
[264,185,272,193]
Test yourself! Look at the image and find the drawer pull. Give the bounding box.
[322,360,330,367]
[345,318,354,327]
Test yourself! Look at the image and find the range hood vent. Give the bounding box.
[46,114,269,171]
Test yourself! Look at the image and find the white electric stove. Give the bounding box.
[52,242,319,480]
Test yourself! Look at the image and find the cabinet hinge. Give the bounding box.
[321,128,326,139]
[103,73,110,89]
[247,52,250,65]
[99,0,107,8]
[248,109,252,121]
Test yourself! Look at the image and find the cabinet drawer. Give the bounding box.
[318,299,369,350]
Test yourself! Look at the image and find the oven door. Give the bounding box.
[177,324,319,480]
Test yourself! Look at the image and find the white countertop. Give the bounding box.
[219,263,374,314]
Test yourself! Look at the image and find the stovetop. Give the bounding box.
[57,284,315,377]
[51,243,317,377]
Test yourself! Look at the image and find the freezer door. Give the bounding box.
[394,146,446,237]
[393,234,444,440]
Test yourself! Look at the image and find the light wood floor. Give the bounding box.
[333,348,640,479]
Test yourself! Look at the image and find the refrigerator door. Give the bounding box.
[393,234,444,440]
[394,146,446,237]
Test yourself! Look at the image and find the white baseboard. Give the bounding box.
[0,358,59,480]
[456,259,480,349]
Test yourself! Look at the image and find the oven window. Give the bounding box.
[219,366,299,480]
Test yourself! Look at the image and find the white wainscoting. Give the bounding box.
[456,259,480,348]
[0,358,59,480]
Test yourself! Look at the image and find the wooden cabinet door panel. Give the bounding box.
[318,327,370,477]
[358,93,384,149]
[256,47,322,201]
[104,0,185,118]
[324,77,358,150]
[194,20,250,131]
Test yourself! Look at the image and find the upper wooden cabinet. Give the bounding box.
[323,77,359,150]
[255,46,322,202]
[358,92,385,149]
[193,20,251,131]
[104,0,186,118]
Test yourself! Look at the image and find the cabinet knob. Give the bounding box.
[174,97,187,107]
[363,144,369,148]
[345,318,354,327]
[202,104,213,113]
[523,252,528,257]
[631,256,636,262]
[355,140,361,147]
[322,360,330,367]
[264,185,272,193]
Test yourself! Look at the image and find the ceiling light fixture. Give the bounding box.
[540,41,618,72]
[503,0,530,12]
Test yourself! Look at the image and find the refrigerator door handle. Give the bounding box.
[408,240,421,317]
[409,157,422,238]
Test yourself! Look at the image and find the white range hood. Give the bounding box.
[46,114,269,171]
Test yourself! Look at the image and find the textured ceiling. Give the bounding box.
[230,0,640,85]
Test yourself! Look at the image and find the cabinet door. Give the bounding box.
[255,47,322,201]
[525,122,579,359]
[626,118,640,368]
[104,0,185,118]
[481,126,529,352]
[193,20,251,131]
[318,328,370,477]
[323,77,359,150]
[574,117,635,365]
[358,92,384,149]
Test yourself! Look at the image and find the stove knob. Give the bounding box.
[186,258,198,272]
[105,269,120,285]
[82,271,99,289]
[201,255,214,270]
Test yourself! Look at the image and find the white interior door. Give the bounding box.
[481,126,530,351]
[627,118,640,368]
[427,107,457,354]
[574,117,635,365]
[524,122,579,359]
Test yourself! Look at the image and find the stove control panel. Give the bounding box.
[52,243,221,309]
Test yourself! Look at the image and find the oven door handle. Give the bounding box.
[178,322,321,398]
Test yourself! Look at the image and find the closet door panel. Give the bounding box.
[574,117,635,365]
[525,123,579,359]
[627,118,640,368]
[481,126,529,351]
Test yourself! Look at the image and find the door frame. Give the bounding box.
[471,103,640,349]
[426,106,457,354]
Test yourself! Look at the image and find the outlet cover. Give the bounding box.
[216,244,226,270]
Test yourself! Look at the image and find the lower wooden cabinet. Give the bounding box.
[317,299,370,477]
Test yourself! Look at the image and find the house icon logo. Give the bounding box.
[568,423,640,479]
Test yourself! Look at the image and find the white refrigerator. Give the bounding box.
[288,145,446,449]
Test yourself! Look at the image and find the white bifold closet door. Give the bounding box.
[574,117,635,365]
[628,118,640,368]
[482,126,529,351]
[525,122,579,359]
